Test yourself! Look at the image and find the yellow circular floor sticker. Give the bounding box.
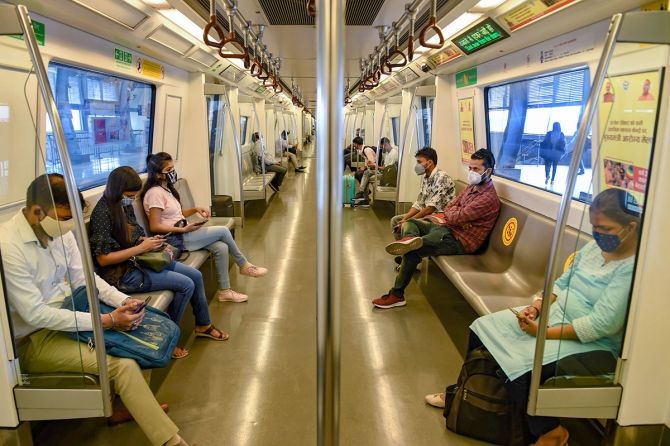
[563,252,577,272]
[502,217,518,246]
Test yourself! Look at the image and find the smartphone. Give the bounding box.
[192,219,207,226]
[162,232,173,238]
[133,296,152,314]
[508,307,520,316]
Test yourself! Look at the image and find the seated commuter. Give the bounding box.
[373,149,500,309]
[0,174,191,446]
[90,166,229,357]
[343,144,354,173]
[425,188,639,446]
[142,152,267,303]
[353,137,399,204]
[276,130,306,173]
[350,136,377,185]
[390,147,454,239]
[253,131,287,191]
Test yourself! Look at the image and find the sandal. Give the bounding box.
[195,325,229,341]
[171,347,189,359]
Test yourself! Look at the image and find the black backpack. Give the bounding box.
[443,346,528,446]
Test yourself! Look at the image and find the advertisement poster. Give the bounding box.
[459,97,475,164]
[427,44,462,69]
[598,70,662,208]
[93,118,107,144]
[501,0,578,32]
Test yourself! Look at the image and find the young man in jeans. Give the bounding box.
[372,149,501,309]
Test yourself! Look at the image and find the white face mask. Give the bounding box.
[468,170,484,185]
[414,163,426,176]
[40,215,76,238]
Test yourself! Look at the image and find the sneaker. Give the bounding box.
[216,289,248,302]
[240,264,268,277]
[296,168,306,173]
[354,191,365,199]
[355,199,370,208]
[385,236,423,255]
[424,393,445,408]
[372,293,406,309]
[298,165,307,169]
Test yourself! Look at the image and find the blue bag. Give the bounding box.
[62,287,180,369]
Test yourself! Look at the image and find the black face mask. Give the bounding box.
[165,170,178,185]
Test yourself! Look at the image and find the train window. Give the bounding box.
[485,68,592,199]
[45,63,155,190]
[240,115,248,145]
[391,117,400,146]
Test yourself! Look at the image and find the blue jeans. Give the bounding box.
[121,261,211,327]
[183,225,246,289]
[391,219,464,296]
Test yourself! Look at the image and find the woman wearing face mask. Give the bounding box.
[141,152,267,304]
[425,188,640,446]
[89,166,229,357]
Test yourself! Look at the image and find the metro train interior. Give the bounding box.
[0,0,668,445]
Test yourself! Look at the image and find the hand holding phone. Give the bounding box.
[133,296,152,314]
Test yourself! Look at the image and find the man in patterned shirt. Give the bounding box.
[391,147,455,239]
[373,149,500,309]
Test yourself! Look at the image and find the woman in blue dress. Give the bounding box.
[425,188,640,446]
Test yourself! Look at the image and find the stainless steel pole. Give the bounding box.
[316,0,344,444]
[527,13,623,415]
[16,5,113,415]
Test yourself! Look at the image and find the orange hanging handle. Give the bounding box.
[419,17,444,49]
[306,0,316,17]
[219,32,248,59]
[203,15,226,49]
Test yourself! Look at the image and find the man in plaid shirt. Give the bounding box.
[373,149,500,309]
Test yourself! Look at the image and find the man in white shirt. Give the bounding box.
[1,174,190,446]
[355,137,399,204]
[391,147,455,239]
[275,130,306,173]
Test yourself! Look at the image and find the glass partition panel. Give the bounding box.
[538,44,664,392]
[46,63,155,191]
[485,68,592,200]
[374,103,399,200]
[416,96,435,148]
[0,60,97,389]
[207,94,228,196]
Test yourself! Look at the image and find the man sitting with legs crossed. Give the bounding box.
[372,149,501,309]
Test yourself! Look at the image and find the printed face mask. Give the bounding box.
[121,196,135,207]
[166,170,178,185]
[593,228,626,253]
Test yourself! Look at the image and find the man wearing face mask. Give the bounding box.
[373,149,500,309]
[0,174,192,446]
[354,137,399,205]
[390,147,455,240]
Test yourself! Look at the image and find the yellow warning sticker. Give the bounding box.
[502,217,518,247]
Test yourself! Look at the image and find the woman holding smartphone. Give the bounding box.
[141,152,267,303]
[424,188,640,446]
[89,166,228,360]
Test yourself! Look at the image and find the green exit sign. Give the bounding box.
[115,48,133,65]
[452,18,509,55]
[9,19,45,46]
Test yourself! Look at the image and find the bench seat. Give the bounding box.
[432,181,588,315]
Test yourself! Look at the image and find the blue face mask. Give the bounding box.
[121,196,134,207]
[593,230,624,252]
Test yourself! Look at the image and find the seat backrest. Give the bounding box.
[477,200,530,270]
[132,197,151,235]
[174,178,195,209]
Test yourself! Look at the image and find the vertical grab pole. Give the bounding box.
[316,0,344,445]
[527,13,623,415]
[15,5,113,415]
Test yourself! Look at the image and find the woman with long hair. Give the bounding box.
[141,152,267,302]
[89,166,229,359]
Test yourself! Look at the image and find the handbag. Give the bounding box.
[61,287,180,369]
[133,243,177,272]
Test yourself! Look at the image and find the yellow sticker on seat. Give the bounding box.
[502,217,518,247]
[563,252,576,272]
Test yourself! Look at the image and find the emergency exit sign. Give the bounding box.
[115,48,133,65]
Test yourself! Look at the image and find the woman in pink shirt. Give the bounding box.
[141,152,267,302]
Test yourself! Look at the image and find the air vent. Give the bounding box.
[398,67,420,84]
[147,25,194,55]
[188,48,218,67]
[70,0,148,30]
[219,65,246,83]
[255,0,385,25]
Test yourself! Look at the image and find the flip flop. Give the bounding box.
[171,347,189,359]
[195,325,229,341]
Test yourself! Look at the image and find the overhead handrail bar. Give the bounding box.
[15,4,113,415]
[419,0,444,49]
[242,20,251,69]
[219,1,247,60]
